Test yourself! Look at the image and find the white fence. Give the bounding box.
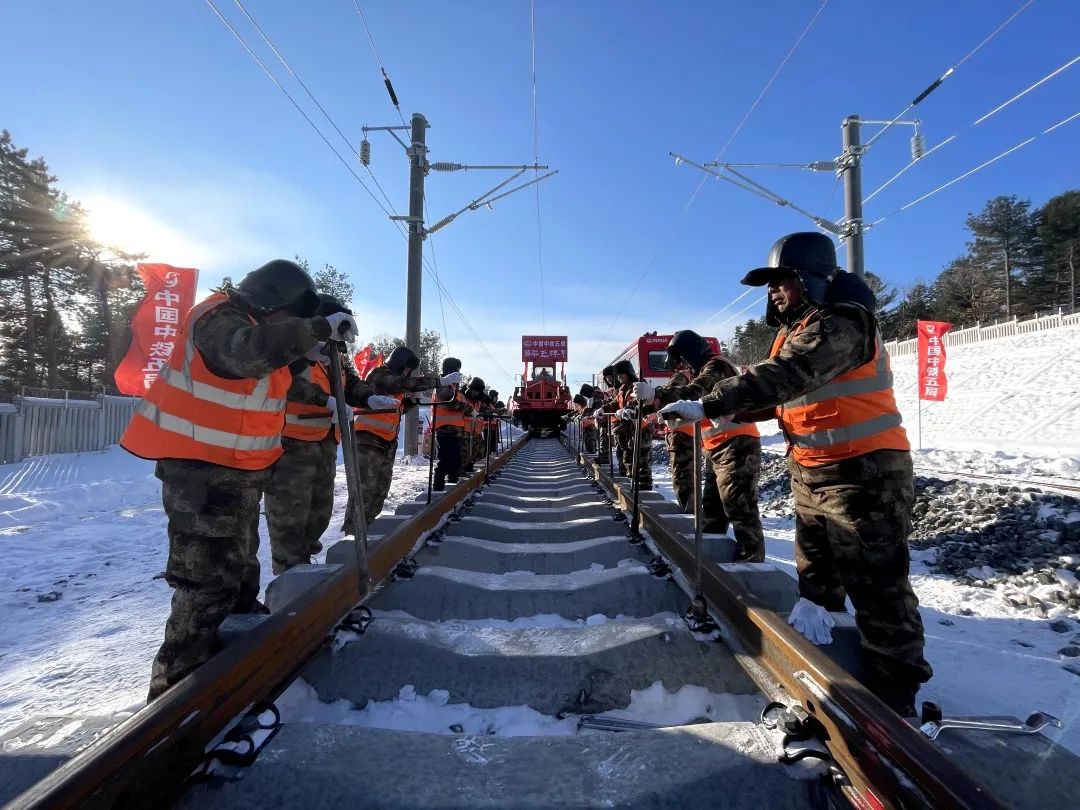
[0,395,138,464]
[884,309,1080,358]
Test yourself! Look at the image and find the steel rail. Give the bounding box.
[580,449,1003,810]
[7,436,528,810]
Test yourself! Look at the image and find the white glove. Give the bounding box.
[633,382,655,402]
[304,342,327,362]
[593,408,605,419]
[615,408,634,421]
[324,312,358,343]
[439,371,463,386]
[787,597,835,646]
[365,394,398,411]
[324,395,337,414]
[658,400,705,424]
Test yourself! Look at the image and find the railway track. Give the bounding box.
[4,435,1077,809]
[913,465,1080,496]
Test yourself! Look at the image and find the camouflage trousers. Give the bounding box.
[343,433,398,530]
[433,431,462,490]
[666,430,695,512]
[148,459,271,700]
[597,420,612,460]
[703,435,766,562]
[615,422,652,488]
[580,426,597,454]
[789,450,932,709]
[265,435,337,575]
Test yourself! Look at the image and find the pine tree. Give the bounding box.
[886,281,937,340]
[933,255,1003,325]
[1036,190,1080,314]
[965,195,1039,318]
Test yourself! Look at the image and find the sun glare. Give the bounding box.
[84,196,202,263]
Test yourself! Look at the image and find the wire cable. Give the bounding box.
[863,0,1036,149]
[701,287,756,326]
[349,2,455,356]
[865,51,1078,203]
[209,0,497,375]
[583,0,829,366]
[530,0,547,331]
[205,0,392,218]
[869,109,1078,228]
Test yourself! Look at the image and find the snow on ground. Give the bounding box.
[890,323,1080,457]
[648,447,1080,754]
[0,445,430,738]
[277,678,764,738]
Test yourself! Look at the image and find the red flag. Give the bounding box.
[353,345,372,377]
[114,264,199,396]
[916,320,952,401]
[366,352,385,379]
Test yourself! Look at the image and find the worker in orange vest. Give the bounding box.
[121,259,358,700]
[461,377,487,473]
[432,357,468,490]
[592,366,618,467]
[264,294,395,573]
[341,345,451,532]
[612,360,652,489]
[643,330,765,561]
[659,233,931,716]
[577,385,598,453]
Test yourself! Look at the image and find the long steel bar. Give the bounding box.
[585,454,1002,810]
[10,437,528,810]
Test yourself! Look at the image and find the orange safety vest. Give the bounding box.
[771,309,909,466]
[121,293,290,470]
[432,389,466,430]
[283,362,335,441]
[354,392,405,442]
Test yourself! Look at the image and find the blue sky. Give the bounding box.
[4,0,1078,389]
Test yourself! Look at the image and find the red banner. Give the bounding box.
[353,345,384,379]
[522,335,568,363]
[113,264,199,395]
[916,320,952,401]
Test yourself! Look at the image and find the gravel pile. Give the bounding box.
[754,453,1080,613]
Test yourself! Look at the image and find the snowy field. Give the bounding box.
[0,446,431,738]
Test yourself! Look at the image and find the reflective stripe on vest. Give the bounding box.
[120,294,290,470]
[283,363,334,441]
[700,414,759,450]
[771,309,909,466]
[433,390,466,429]
[353,392,404,442]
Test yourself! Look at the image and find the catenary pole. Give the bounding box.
[841,115,866,278]
[402,113,429,457]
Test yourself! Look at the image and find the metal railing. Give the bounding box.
[885,309,1080,357]
[0,393,138,464]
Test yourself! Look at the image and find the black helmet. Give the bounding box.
[573,394,588,407]
[601,365,615,385]
[578,383,596,398]
[487,389,499,400]
[230,259,320,317]
[741,232,840,326]
[387,346,420,375]
[468,377,486,392]
[316,293,351,317]
[441,357,462,375]
[612,359,637,382]
[666,330,714,375]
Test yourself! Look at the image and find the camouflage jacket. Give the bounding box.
[286,354,374,408]
[192,302,329,380]
[701,303,877,419]
[366,366,439,397]
[654,359,737,406]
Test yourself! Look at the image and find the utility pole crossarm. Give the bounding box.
[671,152,842,236]
[426,169,558,237]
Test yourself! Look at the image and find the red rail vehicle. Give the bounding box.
[601,331,723,388]
[508,335,572,436]
[600,332,723,436]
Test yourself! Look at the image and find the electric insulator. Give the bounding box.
[910,130,926,161]
[359,138,371,166]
